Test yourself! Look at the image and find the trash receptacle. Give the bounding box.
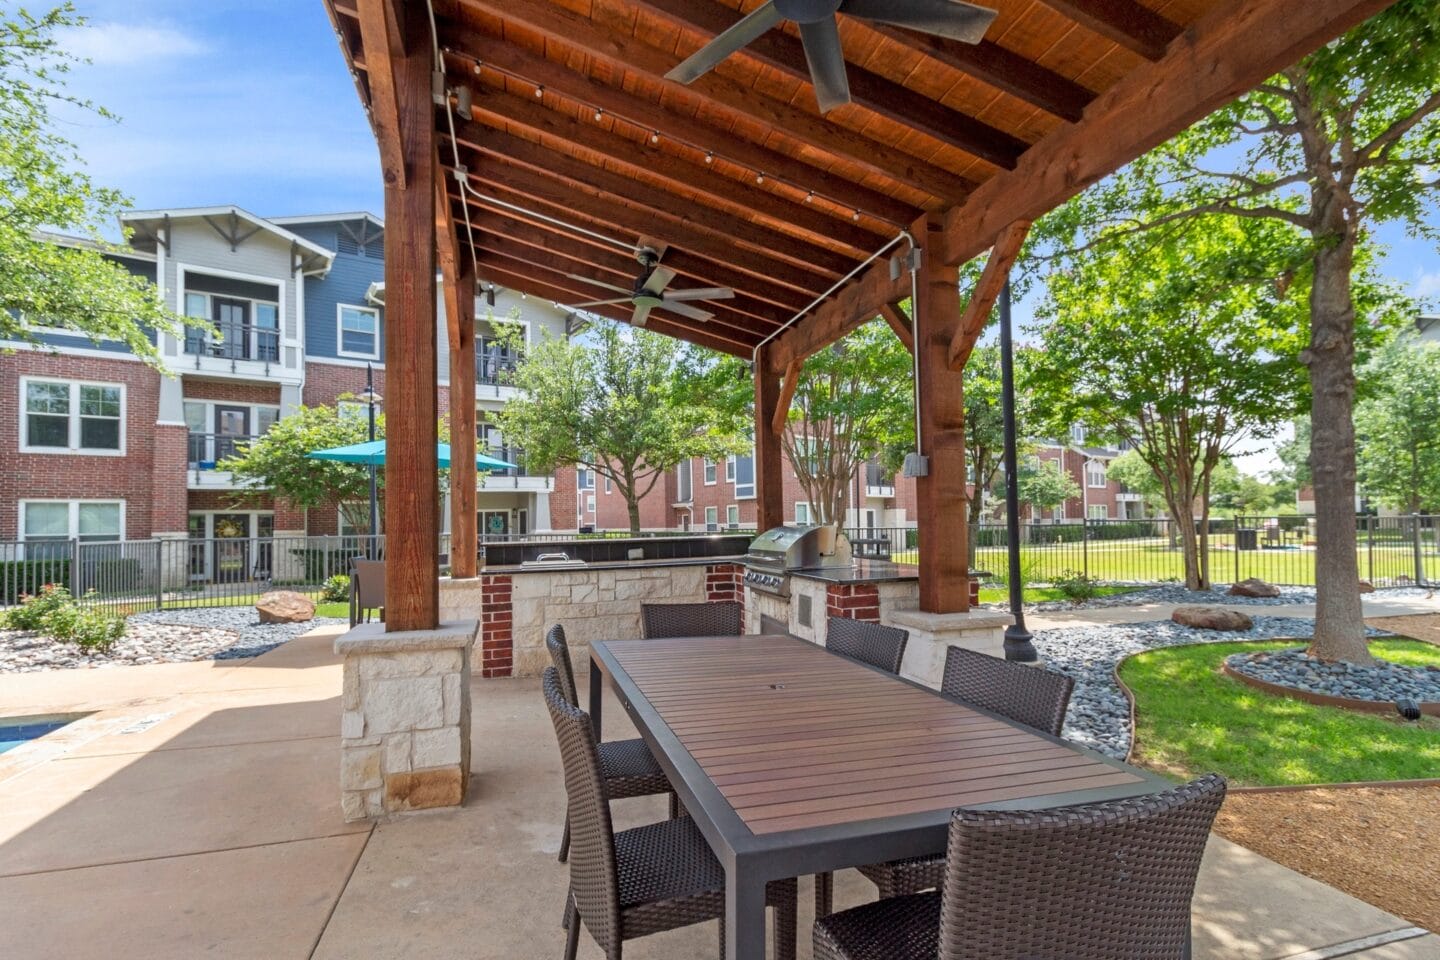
[1236,528,1258,551]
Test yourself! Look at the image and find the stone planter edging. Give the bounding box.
[1221,661,1440,717]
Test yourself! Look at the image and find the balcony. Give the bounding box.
[476,339,522,400]
[183,323,295,381]
[478,445,552,493]
[187,432,260,489]
[864,461,896,498]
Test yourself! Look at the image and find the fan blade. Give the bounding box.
[665,1,784,84]
[659,300,715,322]
[565,274,632,295]
[663,287,734,302]
[840,0,997,44]
[641,266,677,296]
[631,302,653,327]
[798,17,852,113]
[568,298,633,308]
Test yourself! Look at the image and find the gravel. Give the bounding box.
[1226,647,1440,703]
[1024,584,1431,612]
[0,607,344,673]
[1035,615,1384,759]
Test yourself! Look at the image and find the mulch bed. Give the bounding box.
[1215,785,1440,934]
[1367,613,1440,646]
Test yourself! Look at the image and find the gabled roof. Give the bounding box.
[269,211,385,231]
[121,205,335,275]
[34,229,156,262]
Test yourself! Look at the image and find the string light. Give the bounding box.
[852,210,861,221]
[594,108,603,121]
[650,130,660,144]
[534,84,544,98]
[804,190,814,202]
[755,172,765,184]
[704,151,714,164]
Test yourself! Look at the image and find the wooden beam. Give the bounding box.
[355,0,407,189]
[383,0,437,631]
[1038,0,1183,60]
[457,0,976,202]
[947,220,1030,371]
[863,26,1093,123]
[879,301,914,353]
[754,346,786,533]
[464,205,808,318]
[448,255,479,580]
[771,357,803,436]
[632,0,1027,169]
[455,89,881,255]
[910,214,968,614]
[449,121,859,276]
[942,0,1394,267]
[436,42,920,225]
[768,247,910,370]
[455,161,834,297]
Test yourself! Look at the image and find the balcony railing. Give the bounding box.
[864,461,896,496]
[184,323,281,368]
[482,446,531,478]
[188,432,261,469]
[477,339,520,386]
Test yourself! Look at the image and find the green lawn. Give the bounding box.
[1119,639,1440,786]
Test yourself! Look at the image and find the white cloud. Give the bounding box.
[1414,269,1440,299]
[62,21,208,66]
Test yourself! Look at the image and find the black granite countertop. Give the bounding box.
[484,555,746,576]
[789,560,920,584]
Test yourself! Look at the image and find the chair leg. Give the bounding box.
[717,915,724,958]
[814,871,834,918]
[561,888,575,930]
[669,791,683,819]
[564,898,581,960]
[558,818,570,863]
[773,878,797,960]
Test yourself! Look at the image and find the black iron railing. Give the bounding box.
[184,322,280,364]
[188,432,263,469]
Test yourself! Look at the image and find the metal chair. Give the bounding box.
[848,647,1077,904]
[813,774,1226,960]
[348,559,386,628]
[542,667,798,960]
[825,617,909,673]
[545,625,676,864]
[640,601,743,639]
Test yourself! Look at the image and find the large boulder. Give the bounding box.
[1172,605,1253,632]
[256,590,316,624]
[1358,580,1376,594]
[1228,577,1280,598]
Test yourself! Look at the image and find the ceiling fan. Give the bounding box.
[665,0,998,114]
[565,241,734,328]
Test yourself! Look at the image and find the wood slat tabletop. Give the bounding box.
[605,635,1145,836]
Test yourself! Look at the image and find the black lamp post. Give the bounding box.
[999,281,1037,662]
[359,363,383,555]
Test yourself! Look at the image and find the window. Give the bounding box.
[604,477,612,495]
[733,450,755,499]
[703,459,717,485]
[1070,423,1086,444]
[586,495,596,513]
[338,304,380,358]
[21,500,123,542]
[1088,504,1108,520]
[1086,461,1108,488]
[725,457,736,482]
[726,505,740,529]
[183,281,280,362]
[704,506,719,531]
[795,502,811,525]
[577,468,595,490]
[676,462,692,503]
[22,378,123,454]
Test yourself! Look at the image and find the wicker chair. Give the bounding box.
[640,601,743,639]
[814,774,1226,960]
[846,647,1078,905]
[545,625,676,863]
[824,617,909,673]
[348,559,385,627]
[542,668,797,960]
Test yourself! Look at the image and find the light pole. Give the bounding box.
[999,281,1037,662]
[359,363,383,556]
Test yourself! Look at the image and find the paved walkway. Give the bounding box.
[0,624,1435,959]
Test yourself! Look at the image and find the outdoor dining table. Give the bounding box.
[588,634,1172,960]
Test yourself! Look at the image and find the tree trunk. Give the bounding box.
[626,498,641,536]
[1305,199,1373,664]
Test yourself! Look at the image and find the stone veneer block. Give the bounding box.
[886,607,1014,688]
[336,619,477,821]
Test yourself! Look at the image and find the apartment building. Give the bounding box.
[2,206,577,574]
[1032,425,1148,522]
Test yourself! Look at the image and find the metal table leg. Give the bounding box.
[588,656,603,736]
[725,864,767,960]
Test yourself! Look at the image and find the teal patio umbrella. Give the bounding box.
[305,440,516,470]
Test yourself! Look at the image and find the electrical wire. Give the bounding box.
[425,0,479,278]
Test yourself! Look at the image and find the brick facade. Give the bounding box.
[825,582,881,622]
[478,573,513,678]
[182,378,281,404]
[303,360,450,412]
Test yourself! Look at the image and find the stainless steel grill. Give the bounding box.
[743,524,851,597]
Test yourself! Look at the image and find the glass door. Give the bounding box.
[212,514,251,583]
[480,510,509,540]
[213,406,250,463]
[213,298,250,360]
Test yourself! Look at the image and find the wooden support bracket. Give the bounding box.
[947,220,1030,371]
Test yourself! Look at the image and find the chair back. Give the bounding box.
[640,601,743,639]
[941,647,1074,736]
[350,559,386,625]
[546,624,580,707]
[542,667,621,955]
[825,617,909,674]
[937,774,1226,960]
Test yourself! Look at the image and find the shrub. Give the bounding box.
[2,584,124,651]
[1054,570,1103,602]
[320,574,351,603]
[4,583,74,631]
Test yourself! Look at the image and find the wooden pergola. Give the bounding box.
[324,0,1390,633]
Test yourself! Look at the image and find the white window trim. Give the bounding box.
[336,303,381,360]
[703,459,717,485]
[795,502,811,525]
[726,504,740,529]
[1088,504,1109,520]
[19,499,126,542]
[1086,462,1108,489]
[1070,424,1086,444]
[604,477,612,495]
[725,456,736,483]
[704,505,719,531]
[174,262,292,357]
[20,376,127,456]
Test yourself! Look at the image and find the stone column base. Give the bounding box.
[335,619,477,821]
[884,606,1015,689]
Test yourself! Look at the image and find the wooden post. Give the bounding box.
[912,214,969,613]
[380,0,438,631]
[754,346,785,532]
[448,256,478,578]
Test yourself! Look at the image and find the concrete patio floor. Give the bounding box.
[1,623,1435,960]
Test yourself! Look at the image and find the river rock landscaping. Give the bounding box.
[1027,583,1430,612]
[0,607,345,673]
[1225,647,1440,704]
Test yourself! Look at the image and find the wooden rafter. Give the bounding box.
[768,245,910,371]
[879,301,914,353]
[355,0,407,188]
[1039,0,1183,60]
[947,221,1030,371]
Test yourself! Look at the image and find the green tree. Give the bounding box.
[962,345,1016,528]
[1355,337,1440,513]
[1040,0,1438,661]
[1273,416,1313,492]
[1030,216,1309,590]
[498,321,743,533]
[0,5,190,361]
[1017,458,1080,517]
